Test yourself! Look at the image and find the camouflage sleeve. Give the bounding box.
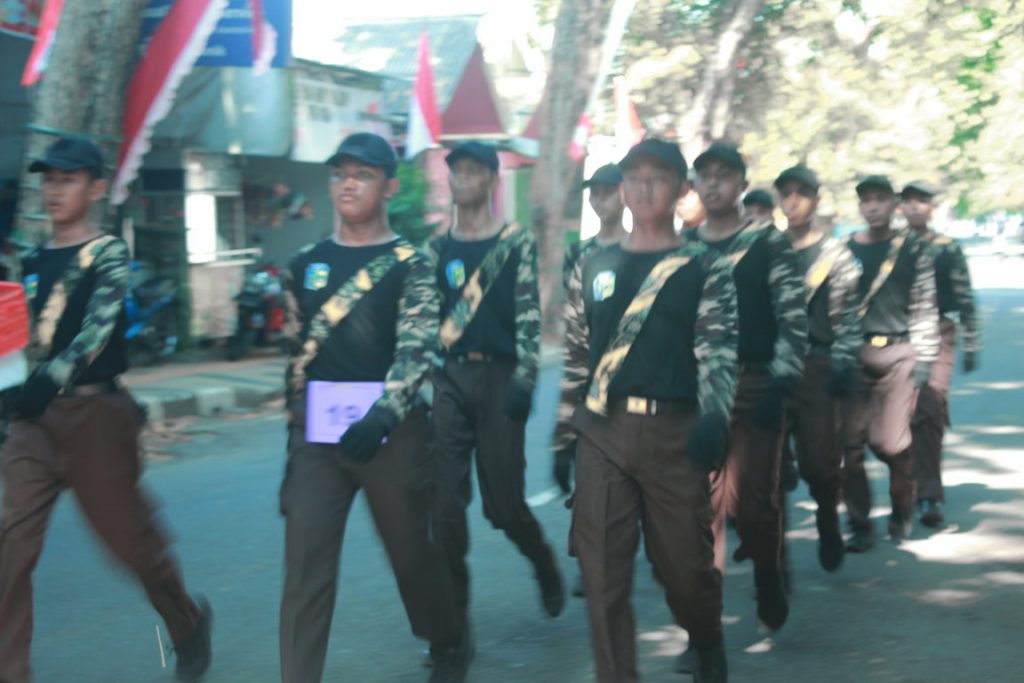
[949,241,980,354]
[281,250,310,357]
[375,249,440,422]
[764,230,808,383]
[562,242,575,292]
[551,257,588,452]
[908,238,940,370]
[41,238,129,388]
[512,230,541,388]
[695,257,739,418]
[828,242,863,370]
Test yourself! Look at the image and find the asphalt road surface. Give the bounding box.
[21,289,1024,683]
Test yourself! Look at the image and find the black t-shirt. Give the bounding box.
[582,244,706,402]
[849,236,915,334]
[289,239,407,382]
[692,229,777,363]
[22,240,128,384]
[435,232,518,359]
[795,240,834,348]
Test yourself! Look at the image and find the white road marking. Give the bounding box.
[527,487,564,508]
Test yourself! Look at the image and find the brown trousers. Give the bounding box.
[712,369,785,572]
[278,404,460,683]
[842,342,918,533]
[431,359,551,619]
[0,391,199,683]
[573,406,722,683]
[785,355,843,518]
[912,319,956,502]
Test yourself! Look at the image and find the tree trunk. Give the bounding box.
[678,0,766,161]
[15,0,149,247]
[530,0,616,339]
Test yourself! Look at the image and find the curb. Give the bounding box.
[128,345,564,422]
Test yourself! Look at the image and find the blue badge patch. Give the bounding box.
[304,263,330,290]
[592,270,616,302]
[446,259,466,290]
[23,273,39,301]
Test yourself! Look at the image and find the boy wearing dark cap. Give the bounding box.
[842,175,939,552]
[552,138,736,683]
[684,142,807,635]
[741,189,775,222]
[278,132,469,683]
[562,163,627,291]
[0,137,212,683]
[430,141,564,636]
[900,180,979,528]
[775,164,862,572]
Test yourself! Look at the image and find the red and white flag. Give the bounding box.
[20,0,64,86]
[613,77,645,148]
[405,32,442,160]
[112,0,229,205]
[567,114,592,163]
[250,0,277,76]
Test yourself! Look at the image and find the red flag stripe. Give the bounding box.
[20,0,64,86]
[112,0,229,204]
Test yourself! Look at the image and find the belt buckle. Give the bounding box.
[466,351,486,362]
[870,335,888,348]
[626,396,649,415]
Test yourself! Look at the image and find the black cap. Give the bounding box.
[29,136,104,175]
[855,174,895,196]
[774,164,820,192]
[693,142,746,177]
[618,139,687,176]
[582,163,623,189]
[901,179,939,198]
[326,132,398,177]
[742,189,774,209]
[445,141,500,172]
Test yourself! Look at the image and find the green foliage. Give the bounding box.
[388,161,439,246]
[615,0,1023,220]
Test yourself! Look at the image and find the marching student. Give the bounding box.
[843,175,939,551]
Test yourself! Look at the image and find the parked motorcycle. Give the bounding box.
[226,263,286,361]
[125,262,179,365]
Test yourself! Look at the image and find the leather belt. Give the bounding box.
[63,379,122,397]
[613,396,696,416]
[865,333,909,348]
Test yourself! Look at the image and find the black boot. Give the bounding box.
[816,508,845,572]
[754,567,789,632]
[175,596,213,682]
[428,634,472,683]
[694,641,728,683]
[533,545,566,617]
[918,499,945,528]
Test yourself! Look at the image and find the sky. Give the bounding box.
[291,0,541,63]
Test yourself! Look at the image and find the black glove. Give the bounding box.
[553,445,575,494]
[752,378,789,432]
[827,364,858,398]
[338,405,398,464]
[504,377,534,421]
[962,351,978,374]
[687,412,731,472]
[14,370,61,419]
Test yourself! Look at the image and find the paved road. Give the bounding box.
[23,289,1024,683]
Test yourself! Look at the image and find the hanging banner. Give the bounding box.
[0,0,43,38]
[139,0,290,69]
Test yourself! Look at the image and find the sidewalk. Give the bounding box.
[123,344,564,421]
[123,350,287,420]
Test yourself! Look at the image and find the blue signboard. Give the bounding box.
[139,0,291,68]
